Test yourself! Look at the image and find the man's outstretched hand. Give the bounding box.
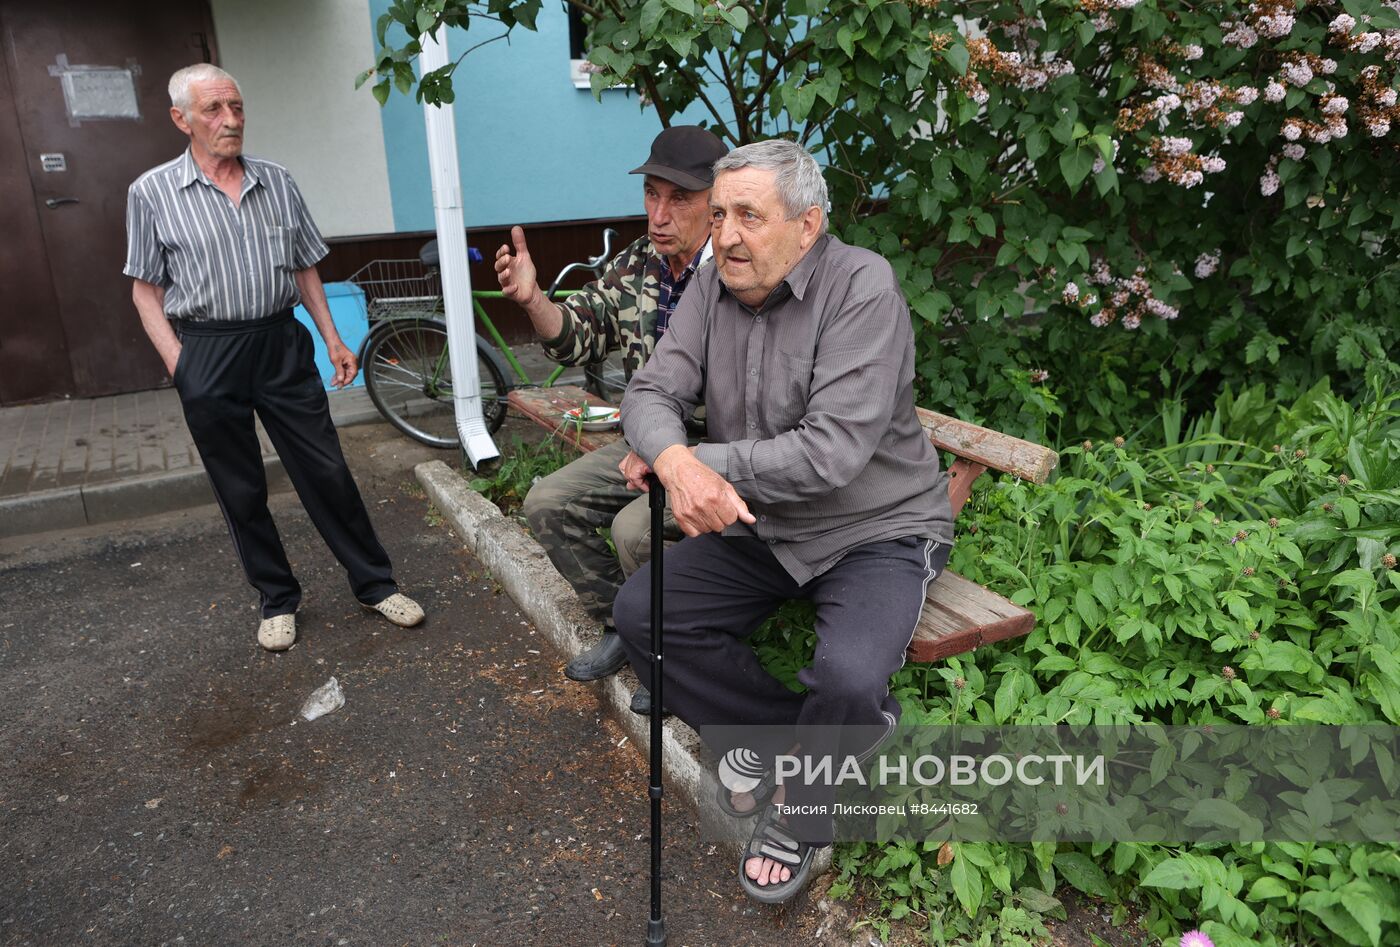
[652,445,756,536]
[494,226,542,309]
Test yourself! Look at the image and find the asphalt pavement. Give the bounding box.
[0,420,832,947]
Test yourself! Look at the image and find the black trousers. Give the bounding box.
[613,532,948,843]
[174,311,397,618]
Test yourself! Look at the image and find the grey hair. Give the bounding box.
[168,64,241,114]
[712,139,829,230]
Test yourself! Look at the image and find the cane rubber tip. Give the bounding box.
[646,918,667,946]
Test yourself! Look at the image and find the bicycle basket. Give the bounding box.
[346,259,443,320]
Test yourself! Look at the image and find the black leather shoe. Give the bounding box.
[564,630,629,682]
[629,684,670,717]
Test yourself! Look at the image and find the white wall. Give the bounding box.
[209,0,394,238]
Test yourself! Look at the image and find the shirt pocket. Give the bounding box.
[767,350,814,431]
[262,225,294,270]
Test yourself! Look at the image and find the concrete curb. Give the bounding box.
[416,459,839,874]
[0,460,289,540]
[0,391,374,542]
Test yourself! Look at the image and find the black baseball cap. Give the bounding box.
[629,125,728,191]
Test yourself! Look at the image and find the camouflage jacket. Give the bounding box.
[539,235,711,382]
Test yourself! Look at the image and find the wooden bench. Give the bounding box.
[507,384,1058,663]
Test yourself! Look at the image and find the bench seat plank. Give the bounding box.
[507,385,622,453]
[908,569,1035,662]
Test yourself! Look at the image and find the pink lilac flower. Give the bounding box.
[1282,61,1314,86]
[1180,931,1215,947]
[1281,120,1303,140]
[1223,23,1258,48]
[1063,282,1080,303]
[1223,111,1245,128]
[1202,155,1226,173]
[1158,136,1193,155]
[1260,167,1281,195]
[1322,96,1349,115]
[1182,44,1203,60]
[1369,118,1391,136]
[1092,155,1106,174]
[1152,93,1182,115]
[1028,369,1050,383]
[1356,33,1382,54]
[1145,298,1179,319]
[1321,59,1338,75]
[1264,80,1286,102]
[1235,86,1259,105]
[1282,142,1305,160]
[1330,13,1357,33]
[1257,13,1295,39]
[1122,312,1142,330]
[1090,260,1112,285]
[1090,311,1112,327]
[1326,117,1348,138]
[1376,88,1398,107]
[1194,250,1220,279]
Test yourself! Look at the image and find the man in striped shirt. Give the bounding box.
[124,64,423,652]
[612,141,955,903]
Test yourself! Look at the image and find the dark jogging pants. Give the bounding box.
[612,532,948,844]
[173,310,397,618]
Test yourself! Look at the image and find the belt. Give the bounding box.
[174,309,294,337]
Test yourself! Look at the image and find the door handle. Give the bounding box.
[45,197,79,208]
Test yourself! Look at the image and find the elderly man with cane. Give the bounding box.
[613,140,953,904]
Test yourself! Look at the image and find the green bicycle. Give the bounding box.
[350,228,623,449]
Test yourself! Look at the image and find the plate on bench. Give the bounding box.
[562,405,621,431]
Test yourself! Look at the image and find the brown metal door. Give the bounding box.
[0,0,216,402]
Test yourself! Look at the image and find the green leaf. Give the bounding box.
[415,8,436,35]
[836,24,855,58]
[1059,147,1094,189]
[943,42,969,76]
[1026,130,1048,161]
[640,0,665,38]
[662,0,695,12]
[994,670,1023,723]
[1339,888,1382,947]
[720,4,749,31]
[1053,852,1111,899]
[950,852,984,916]
[1141,857,1199,890]
[1075,587,1103,629]
[1016,887,1063,913]
[1247,876,1290,900]
[371,79,391,106]
[995,242,1022,267]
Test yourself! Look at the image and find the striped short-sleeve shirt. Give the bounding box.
[123,148,329,321]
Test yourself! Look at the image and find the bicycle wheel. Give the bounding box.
[362,318,508,448]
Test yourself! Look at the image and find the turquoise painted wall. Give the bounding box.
[370,2,710,230]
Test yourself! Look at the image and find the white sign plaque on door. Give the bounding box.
[48,55,143,125]
[41,153,67,173]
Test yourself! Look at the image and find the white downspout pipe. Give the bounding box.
[419,31,499,466]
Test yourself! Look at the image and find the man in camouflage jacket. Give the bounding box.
[494,126,727,712]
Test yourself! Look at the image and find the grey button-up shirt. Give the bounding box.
[123,148,329,321]
[621,234,954,584]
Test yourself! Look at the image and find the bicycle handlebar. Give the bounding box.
[544,226,620,301]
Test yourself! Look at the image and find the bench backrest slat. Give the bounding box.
[917,407,1058,485]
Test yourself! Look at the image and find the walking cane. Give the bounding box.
[645,473,667,947]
